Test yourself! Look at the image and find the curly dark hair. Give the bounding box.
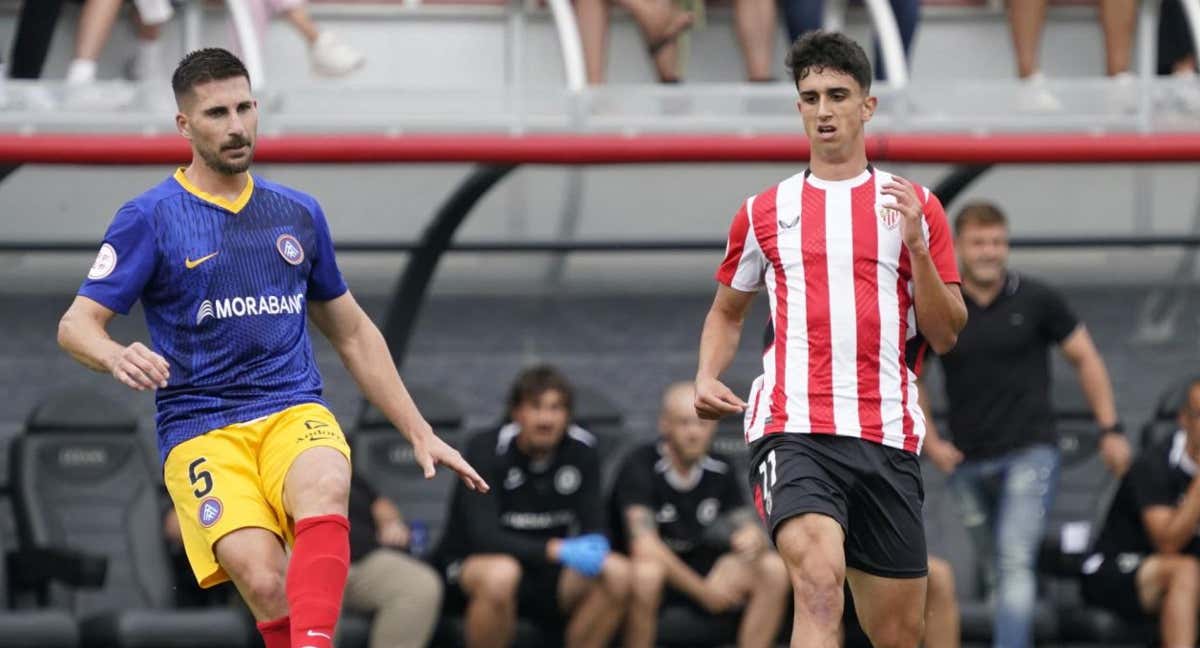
[172,48,250,103]
[506,365,574,415]
[786,31,872,93]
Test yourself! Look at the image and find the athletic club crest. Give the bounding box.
[198,497,223,528]
[276,234,304,265]
[878,205,902,231]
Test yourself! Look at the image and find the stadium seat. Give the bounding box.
[0,494,81,648]
[12,390,250,648]
[1139,374,1200,450]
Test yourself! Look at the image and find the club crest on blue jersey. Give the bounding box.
[199,497,224,527]
[276,234,305,266]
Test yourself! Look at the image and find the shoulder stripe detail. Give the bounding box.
[567,425,596,447]
[496,422,519,454]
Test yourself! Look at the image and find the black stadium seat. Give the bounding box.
[12,389,249,648]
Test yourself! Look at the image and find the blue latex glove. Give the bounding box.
[557,533,610,577]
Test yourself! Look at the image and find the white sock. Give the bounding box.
[66,59,97,84]
[136,39,164,79]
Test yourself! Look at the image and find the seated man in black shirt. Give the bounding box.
[431,365,632,648]
[1080,378,1200,646]
[612,381,790,648]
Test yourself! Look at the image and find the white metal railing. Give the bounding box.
[824,0,909,88]
[181,0,266,89]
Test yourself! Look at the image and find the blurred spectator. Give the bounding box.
[245,0,366,77]
[576,0,775,83]
[8,0,68,80]
[64,0,171,85]
[338,472,442,648]
[1079,377,1200,646]
[611,381,790,648]
[921,200,1131,648]
[777,0,919,81]
[430,365,632,648]
[1006,0,1136,110]
[1159,0,1195,75]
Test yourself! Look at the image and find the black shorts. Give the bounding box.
[1080,552,1147,621]
[748,433,927,578]
[437,556,566,625]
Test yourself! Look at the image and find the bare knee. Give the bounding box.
[926,558,956,603]
[466,556,523,604]
[630,558,666,605]
[1167,555,1200,594]
[756,551,791,596]
[235,564,287,613]
[285,449,351,517]
[866,612,924,648]
[307,471,350,513]
[776,516,845,627]
[601,553,633,601]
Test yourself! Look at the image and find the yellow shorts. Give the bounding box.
[163,403,352,588]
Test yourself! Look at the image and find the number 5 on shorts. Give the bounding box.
[189,457,213,498]
[758,449,777,516]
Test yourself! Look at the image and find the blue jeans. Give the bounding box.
[948,443,1060,648]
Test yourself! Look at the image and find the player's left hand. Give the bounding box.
[730,525,766,559]
[1099,431,1132,477]
[412,428,490,492]
[881,178,928,254]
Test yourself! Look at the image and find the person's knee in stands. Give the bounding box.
[461,554,522,648]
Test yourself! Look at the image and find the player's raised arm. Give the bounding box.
[58,295,170,391]
[306,291,489,492]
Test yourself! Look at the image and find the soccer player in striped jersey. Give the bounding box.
[695,32,967,648]
[57,48,487,648]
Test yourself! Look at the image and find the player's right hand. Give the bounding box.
[109,341,169,391]
[694,377,747,420]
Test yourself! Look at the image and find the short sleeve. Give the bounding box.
[715,199,766,292]
[78,203,157,315]
[718,466,746,510]
[1131,455,1175,510]
[612,449,656,513]
[921,190,960,285]
[1038,284,1080,344]
[307,201,348,301]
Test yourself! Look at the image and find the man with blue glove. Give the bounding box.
[431,365,632,648]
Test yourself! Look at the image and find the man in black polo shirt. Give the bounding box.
[431,365,631,648]
[611,382,790,648]
[1079,377,1200,646]
[920,201,1132,648]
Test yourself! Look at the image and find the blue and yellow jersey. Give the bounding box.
[78,169,348,464]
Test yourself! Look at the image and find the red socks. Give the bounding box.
[256,616,290,648]
[286,514,350,648]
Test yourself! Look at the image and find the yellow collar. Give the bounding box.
[174,168,254,214]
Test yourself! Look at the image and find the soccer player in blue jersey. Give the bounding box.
[56,48,488,648]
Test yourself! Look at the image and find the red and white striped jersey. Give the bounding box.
[715,166,959,453]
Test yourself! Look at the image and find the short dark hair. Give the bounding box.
[786,31,872,94]
[172,48,250,102]
[954,201,1009,235]
[506,365,574,415]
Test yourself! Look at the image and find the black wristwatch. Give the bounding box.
[1100,422,1125,436]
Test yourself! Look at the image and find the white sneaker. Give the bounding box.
[1016,72,1063,112]
[1106,71,1138,115]
[310,32,366,78]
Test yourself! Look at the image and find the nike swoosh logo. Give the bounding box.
[185,252,219,269]
[306,630,332,640]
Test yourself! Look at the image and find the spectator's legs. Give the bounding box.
[9,0,67,79]
[733,0,778,80]
[1135,554,1200,647]
[560,554,632,648]
[777,0,822,46]
[575,0,611,83]
[1159,0,1197,74]
[340,549,443,648]
[1099,0,1137,75]
[873,0,920,81]
[993,444,1059,648]
[948,461,997,597]
[130,11,164,82]
[459,555,522,648]
[68,0,125,82]
[1006,0,1047,78]
[924,557,960,648]
[623,558,665,648]
[775,514,845,648]
[733,552,791,648]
